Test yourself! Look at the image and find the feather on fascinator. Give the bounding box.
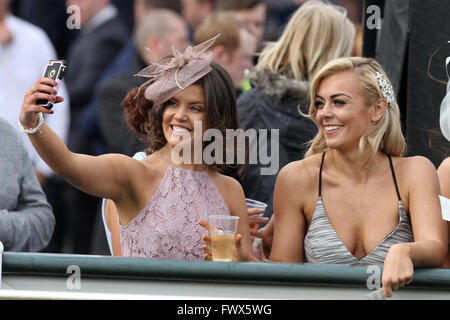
[134,34,220,107]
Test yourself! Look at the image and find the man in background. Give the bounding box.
[194,11,257,96]
[181,0,215,42]
[0,0,70,253]
[63,0,129,254]
[215,0,267,49]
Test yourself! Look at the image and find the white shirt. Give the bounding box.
[0,15,70,177]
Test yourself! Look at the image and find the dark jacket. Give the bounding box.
[98,54,148,156]
[237,69,317,217]
[65,16,129,115]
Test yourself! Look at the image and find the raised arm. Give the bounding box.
[18,77,139,202]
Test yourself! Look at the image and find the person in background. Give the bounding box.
[63,0,129,254]
[215,0,266,51]
[237,1,355,219]
[181,0,215,42]
[0,0,70,253]
[261,0,299,42]
[194,11,257,96]
[0,117,54,252]
[15,0,77,59]
[0,0,70,186]
[65,0,129,115]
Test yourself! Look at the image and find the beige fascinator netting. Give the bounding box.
[134,34,220,107]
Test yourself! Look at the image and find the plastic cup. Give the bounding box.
[209,215,239,262]
[245,198,268,216]
[246,198,268,235]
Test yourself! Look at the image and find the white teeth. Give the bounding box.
[325,126,343,131]
[172,126,190,133]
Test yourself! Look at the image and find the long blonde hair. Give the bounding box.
[255,1,355,81]
[305,57,406,160]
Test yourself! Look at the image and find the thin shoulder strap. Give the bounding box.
[319,152,326,197]
[154,151,170,166]
[388,155,402,201]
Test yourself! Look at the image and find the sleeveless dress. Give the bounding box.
[120,152,231,259]
[304,153,414,266]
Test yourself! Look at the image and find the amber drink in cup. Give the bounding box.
[209,215,239,262]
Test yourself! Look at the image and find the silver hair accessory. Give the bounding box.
[376,72,395,107]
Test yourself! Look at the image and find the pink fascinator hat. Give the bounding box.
[134,34,220,107]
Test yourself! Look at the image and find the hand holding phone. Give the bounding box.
[37,60,67,109]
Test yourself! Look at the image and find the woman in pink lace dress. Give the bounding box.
[18,36,252,260]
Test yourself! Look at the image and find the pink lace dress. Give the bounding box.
[120,154,230,260]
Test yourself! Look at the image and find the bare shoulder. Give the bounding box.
[437,157,450,198]
[394,155,438,177]
[274,154,322,216]
[438,157,450,175]
[210,170,245,199]
[139,152,170,176]
[276,154,322,190]
[109,152,166,199]
[394,156,440,198]
[209,170,246,215]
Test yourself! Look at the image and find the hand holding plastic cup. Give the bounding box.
[246,198,268,214]
[246,198,268,234]
[209,215,239,262]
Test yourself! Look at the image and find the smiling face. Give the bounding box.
[314,71,375,152]
[162,84,208,150]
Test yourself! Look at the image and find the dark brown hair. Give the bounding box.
[122,62,243,172]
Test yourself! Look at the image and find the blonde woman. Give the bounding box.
[237,0,355,219]
[268,57,448,297]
